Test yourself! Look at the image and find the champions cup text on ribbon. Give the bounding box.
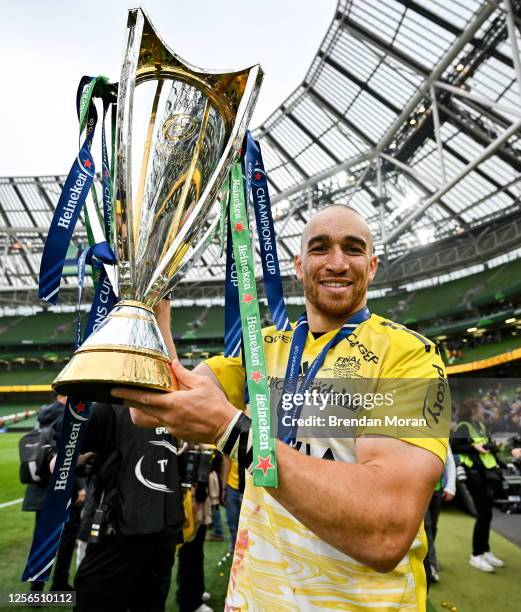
[229,161,278,487]
[244,132,290,332]
[23,77,117,582]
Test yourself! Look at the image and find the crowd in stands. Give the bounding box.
[442,326,518,364]
[452,384,521,436]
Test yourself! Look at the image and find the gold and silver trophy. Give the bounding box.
[53,8,263,402]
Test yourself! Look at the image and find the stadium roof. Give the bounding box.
[1,0,521,304]
[253,0,521,266]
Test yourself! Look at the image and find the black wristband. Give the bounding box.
[237,415,252,471]
[222,412,248,456]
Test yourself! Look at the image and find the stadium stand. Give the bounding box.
[1,255,519,390]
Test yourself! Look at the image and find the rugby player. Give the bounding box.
[113,205,449,611]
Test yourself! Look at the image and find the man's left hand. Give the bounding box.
[111,360,238,443]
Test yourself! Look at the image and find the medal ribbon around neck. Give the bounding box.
[278,307,371,444]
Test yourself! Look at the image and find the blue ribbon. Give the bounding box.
[245,132,290,332]
[224,201,242,358]
[83,242,117,340]
[38,147,95,304]
[21,398,92,582]
[101,100,113,241]
[25,78,116,583]
[277,307,371,443]
[38,79,99,305]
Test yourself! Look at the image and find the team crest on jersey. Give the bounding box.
[332,355,361,376]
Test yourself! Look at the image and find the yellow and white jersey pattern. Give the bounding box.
[206,313,449,611]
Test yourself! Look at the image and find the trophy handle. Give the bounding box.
[113,8,144,300]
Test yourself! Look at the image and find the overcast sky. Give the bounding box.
[0,0,335,177]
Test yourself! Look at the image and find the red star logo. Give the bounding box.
[76,401,86,413]
[250,371,264,383]
[234,222,245,232]
[255,455,275,476]
[103,169,109,177]
[254,172,263,181]
[241,293,255,304]
[83,159,92,168]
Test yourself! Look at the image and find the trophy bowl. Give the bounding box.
[53,8,263,403]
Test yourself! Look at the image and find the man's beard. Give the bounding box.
[304,281,363,320]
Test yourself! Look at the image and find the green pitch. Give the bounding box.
[1,432,521,611]
[426,506,521,612]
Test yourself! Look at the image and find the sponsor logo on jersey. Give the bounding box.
[264,333,291,344]
[345,333,380,363]
[422,363,448,428]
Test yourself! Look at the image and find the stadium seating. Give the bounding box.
[445,336,521,366]
[0,369,56,385]
[0,258,520,380]
[0,312,76,346]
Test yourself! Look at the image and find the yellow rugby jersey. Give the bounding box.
[227,459,240,490]
[206,313,449,611]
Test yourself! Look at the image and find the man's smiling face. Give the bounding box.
[294,206,378,325]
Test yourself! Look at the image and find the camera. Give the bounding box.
[179,449,213,489]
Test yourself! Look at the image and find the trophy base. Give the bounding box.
[53,349,173,404]
[52,300,173,404]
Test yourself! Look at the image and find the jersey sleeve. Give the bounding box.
[366,331,450,463]
[204,355,246,411]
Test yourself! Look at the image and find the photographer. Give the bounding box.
[451,399,504,573]
[74,300,185,612]
[73,403,184,611]
[177,444,213,612]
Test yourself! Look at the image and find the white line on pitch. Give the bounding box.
[0,498,23,509]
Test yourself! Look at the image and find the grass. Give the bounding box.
[427,507,521,612]
[1,432,521,611]
[0,432,26,503]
